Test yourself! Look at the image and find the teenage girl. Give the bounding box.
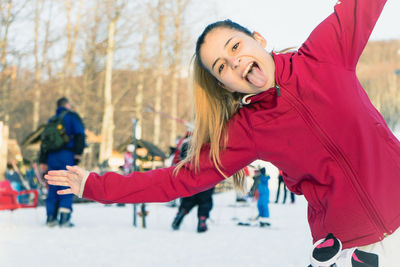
[46,0,399,265]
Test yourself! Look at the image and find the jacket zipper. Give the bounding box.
[275,84,281,97]
[280,86,389,239]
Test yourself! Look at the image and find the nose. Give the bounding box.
[227,56,240,69]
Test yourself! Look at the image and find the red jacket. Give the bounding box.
[83,0,398,248]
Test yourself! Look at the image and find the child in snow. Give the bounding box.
[255,168,270,227]
[46,0,399,265]
[240,167,271,227]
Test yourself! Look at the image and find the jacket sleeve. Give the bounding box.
[299,0,387,69]
[73,134,85,155]
[82,112,257,204]
[66,112,86,154]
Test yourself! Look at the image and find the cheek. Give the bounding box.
[221,80,240,93]
[220,77,235,89]
[222,72,238,84]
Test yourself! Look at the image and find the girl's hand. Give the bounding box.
[45,165,89,196]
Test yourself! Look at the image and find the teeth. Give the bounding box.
[242,62,254,78]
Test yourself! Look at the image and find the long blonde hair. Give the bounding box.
[173,20,296,192]
[174,20,255,192]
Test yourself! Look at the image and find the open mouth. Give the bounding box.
[242,61,266,87]
[242,62,256,81]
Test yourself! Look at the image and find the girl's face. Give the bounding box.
[199,27,275,94]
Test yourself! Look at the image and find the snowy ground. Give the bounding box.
[0,190,312,267]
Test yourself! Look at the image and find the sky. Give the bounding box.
[192,0,400,51]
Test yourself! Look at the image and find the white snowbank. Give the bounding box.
[0,190,311,267]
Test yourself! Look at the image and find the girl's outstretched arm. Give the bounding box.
[300,0,387,69]
[45,165,90,196]
[46,113,257,205]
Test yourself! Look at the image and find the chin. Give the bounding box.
[253,85,269,93]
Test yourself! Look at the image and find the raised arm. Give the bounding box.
[299,0,387,69]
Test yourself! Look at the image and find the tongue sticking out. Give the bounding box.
[247,65,267,87]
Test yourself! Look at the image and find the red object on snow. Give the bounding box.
[0,180,39,211]
[244,166,250,176]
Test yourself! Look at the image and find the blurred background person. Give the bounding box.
[39,97,85,227]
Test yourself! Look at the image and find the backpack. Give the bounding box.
[40,110,70,154]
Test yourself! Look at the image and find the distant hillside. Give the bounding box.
[357,39,400,129]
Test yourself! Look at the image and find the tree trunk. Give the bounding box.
[135,33,147,132]
[99,17,116,164]
[0,0,13,124]
[62,0,82,98]
[32,0,53,130]
[170,0,184,145]
[153,0,165,146]
[81,0,102,137]
[32,0,41,131]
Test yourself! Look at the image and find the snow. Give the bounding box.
[0,190,312,267]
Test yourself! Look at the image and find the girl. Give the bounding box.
[46,0,399,265]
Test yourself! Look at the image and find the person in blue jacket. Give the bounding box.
[39,97,85,227]
[256,167,270,226]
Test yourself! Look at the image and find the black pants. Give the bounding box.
[275,176,295,203]
[179,187,214,218]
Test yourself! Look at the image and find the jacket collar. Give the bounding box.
[56,107,69,115]
[241,52,282,106]
[241,84,280,106]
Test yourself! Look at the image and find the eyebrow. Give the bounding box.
[211,36,234,72]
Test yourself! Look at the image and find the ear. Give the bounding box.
[252,31,266,48]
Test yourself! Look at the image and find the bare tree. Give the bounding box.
[0,0,212,165]
[0,0,14,124]
[60,0,83,97]
[133,31,148,135]
[169,0,190,145]
[32,0,53,130]
[98,0,125,163]
[81,0,104,124]
[151,0,166,146]
[32,0,42,130]
[0,0,28,126]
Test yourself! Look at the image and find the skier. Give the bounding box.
[255,168,270,227]
[40,97,85,227]
[170,132,215,233]
[238,167,271,227]
[274,169,295,204]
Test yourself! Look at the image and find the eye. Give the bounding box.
[218,63,225,74]
[232,42,239,51]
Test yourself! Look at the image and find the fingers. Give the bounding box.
[57,188,73,195]
[66,165,85,176]
[67,165,89,179]
[45,172,76,190]
[46,167,78,179]
[45,172,70,182]
[66,165,77,172]
[46,179,70,187]
[47,170,69,176]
